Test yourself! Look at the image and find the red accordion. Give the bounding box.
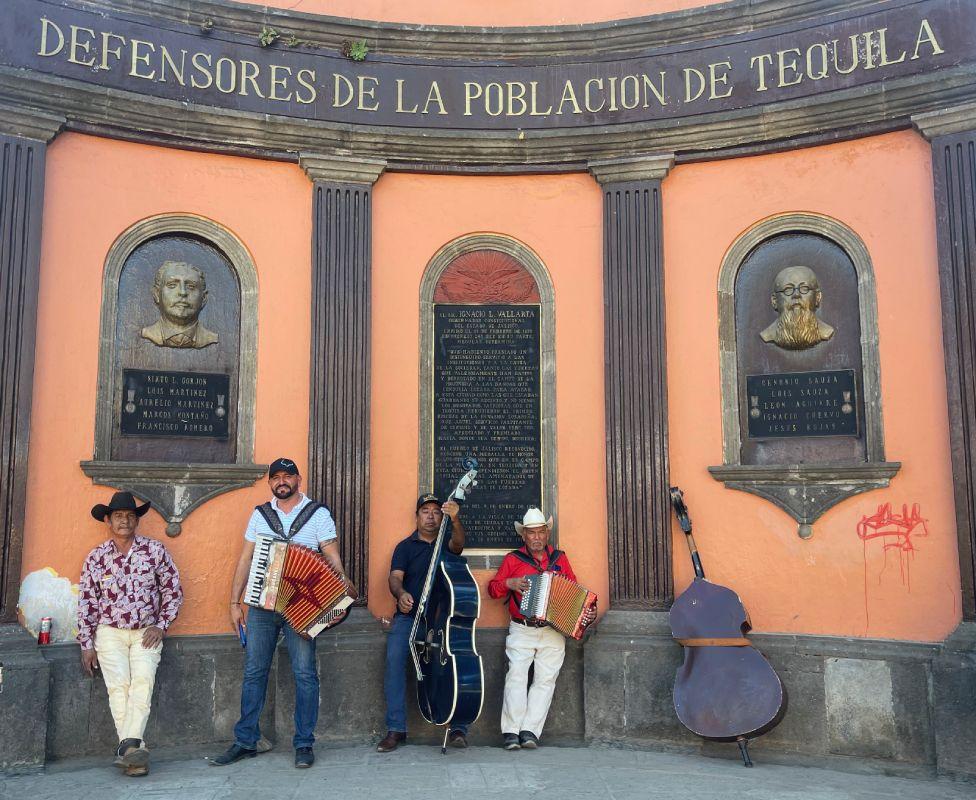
[518,572,597,640]
[244,535,353,637]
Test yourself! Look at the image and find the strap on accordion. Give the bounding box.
[508,548,564,572]
[256,503,284,537]
[255,501,326,541]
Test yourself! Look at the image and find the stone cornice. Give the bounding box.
[912,100,976,139]
[84,0,884,59]
[0,103,65,142]
[588,154,675,184]
[300,154,387,184]
[1,62,972,168]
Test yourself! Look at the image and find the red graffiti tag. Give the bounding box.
[856,503,929,632]
[857,501,929,609]
[856,502,929,554]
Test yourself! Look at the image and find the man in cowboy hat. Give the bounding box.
[77,491,183,777]
[487,507,596,750]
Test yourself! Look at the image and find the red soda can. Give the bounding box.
[38,617,52,645]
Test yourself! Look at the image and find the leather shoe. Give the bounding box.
[295,746,314,768]
[210,743,257,766]
[113,740,128,768]
[519,730,539,749]
[448,730,467,749]
[376,731,406,752]
[121,740,149,768]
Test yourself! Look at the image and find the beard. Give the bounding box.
[773,306,823,350]
[273,484,297,500]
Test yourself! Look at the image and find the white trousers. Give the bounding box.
[94,625,163,744]
[500,621,566,737]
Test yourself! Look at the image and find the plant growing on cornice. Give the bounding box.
[259,26,280,47]
[342,40,369,61]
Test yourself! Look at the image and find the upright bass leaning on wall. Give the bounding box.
[667,488,785,767]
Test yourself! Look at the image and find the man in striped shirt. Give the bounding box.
[213,457,355,769]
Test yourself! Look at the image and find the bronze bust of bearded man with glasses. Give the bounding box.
[759,265,835,351]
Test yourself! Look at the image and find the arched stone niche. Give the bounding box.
[419,234,556,562]
[709,213,900,538]
[81,214,265,535]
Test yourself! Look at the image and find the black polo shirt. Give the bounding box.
[390,530,438,617]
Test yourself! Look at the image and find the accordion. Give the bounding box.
[244,534,353,638]
[519,572,597,640]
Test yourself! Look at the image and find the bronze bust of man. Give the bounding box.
[759,265,835,350]
[140,261,219,349]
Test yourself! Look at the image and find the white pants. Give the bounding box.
[500,621,566,737]
[94,625,163,744]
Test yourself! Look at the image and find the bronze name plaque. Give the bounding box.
[746,369,858,439]
[433,304,541,550]
[120,368,229,439]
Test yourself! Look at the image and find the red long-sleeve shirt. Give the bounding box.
[487,545,577,620]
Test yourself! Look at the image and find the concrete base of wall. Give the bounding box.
[0,624,50,773]
[932,621,976,780]
[1,610,973,779]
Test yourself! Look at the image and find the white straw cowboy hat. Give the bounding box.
[514,507,554,534]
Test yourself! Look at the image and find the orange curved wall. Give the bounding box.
[664,130,959,641]
[20,128,960,643]
[21,132,312,638]
[236,0,723,27]
[369,173,608,627]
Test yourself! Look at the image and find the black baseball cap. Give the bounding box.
[416,493,441,512]
[269,457,300,477]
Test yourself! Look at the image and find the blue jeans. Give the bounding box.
[234,607,319,750]
[383,612,467,734]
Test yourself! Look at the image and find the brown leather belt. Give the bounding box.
[676,637,751,647]
[512,618,548,628]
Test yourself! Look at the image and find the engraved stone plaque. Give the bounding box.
[735,232,865,464]
[746,369,858,439]
[112,233,240,463]
[83,216,265,537]
[433,304,541,550]
[120,368,230,439]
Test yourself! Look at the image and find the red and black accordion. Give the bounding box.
[518,572,597,640]
[244,534,353,637]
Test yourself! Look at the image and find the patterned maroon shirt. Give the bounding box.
[76,535,183,649]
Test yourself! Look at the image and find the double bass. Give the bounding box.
[668,487,786,766]
[409,457,483,752]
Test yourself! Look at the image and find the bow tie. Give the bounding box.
[163,333,194,347]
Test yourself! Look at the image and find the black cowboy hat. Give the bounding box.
[90,491,151,522]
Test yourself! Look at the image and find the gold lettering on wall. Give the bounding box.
[25,13,955,123]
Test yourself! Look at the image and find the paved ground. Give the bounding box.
[2,743,974,800]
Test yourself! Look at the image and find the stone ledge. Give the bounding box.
[708,462,902,539]
[913,101,976,139]
[300,153,387,184]
[1,64,973,168]
[80,460,267,536]
[588,154,675,184]
[0,103,65,142]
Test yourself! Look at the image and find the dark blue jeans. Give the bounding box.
[234,607,318,750]
[383,612,467,735]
